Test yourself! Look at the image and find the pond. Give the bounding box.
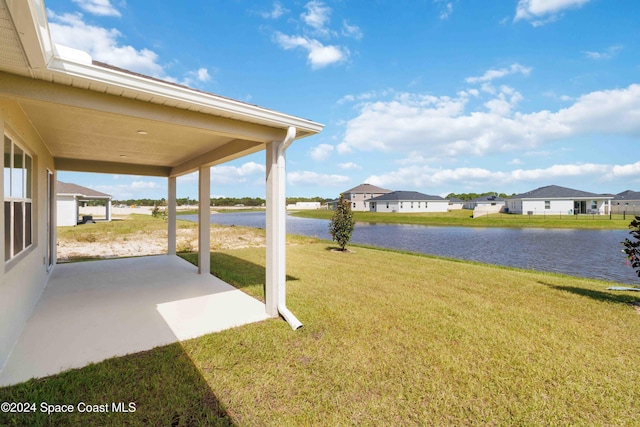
[179,211,638,284]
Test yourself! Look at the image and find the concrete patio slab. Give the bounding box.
[0,255,270,387]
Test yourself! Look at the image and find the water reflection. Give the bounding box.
[179,212,636,284]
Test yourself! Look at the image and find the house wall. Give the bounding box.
[57,196,77,226]
[508,199,610,215]
[612,200,640,215]
[0,98,56,370]
[346,191,387,212]
[371,200,449,213]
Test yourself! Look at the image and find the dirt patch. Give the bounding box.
[57,225,266,262]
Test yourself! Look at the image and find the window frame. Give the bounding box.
[4,133,34,262]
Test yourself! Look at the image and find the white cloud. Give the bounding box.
[91,179,166,200]
[274,32,348,69]
[465,63,532,84]
[211,162,266,184]
[339,84,640,159]
[180,67,213,87]
[261,1,288,19]
[310,144,334,161]
[301,1,333,37]
[71,0,121,17]
[342,20,363,40]
[271,1,358,69]
[434,1,453,20]
[366,161,640,191]
[514,0,591,26]
[584,45,623,60]
[288,171,350,186]
[48,11,212,87]
[338,162,361,170]
[337,89,391,105]
[48,11,164,77]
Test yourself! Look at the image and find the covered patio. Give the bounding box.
[0,0,323,384]
[0,255,269,386]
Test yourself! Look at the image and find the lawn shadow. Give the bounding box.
[0,343,236,426]
[540,281,640,305]
[178,252,298,302]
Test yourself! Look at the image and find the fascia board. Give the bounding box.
[6,0,54,69]
[47,51,324,136]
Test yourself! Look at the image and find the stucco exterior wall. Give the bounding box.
[346,191,388,211]
[507,199,610,215]
[57,196,77,226]
[371,200,449,213]
[0,98,56,370]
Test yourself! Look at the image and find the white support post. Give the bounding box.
[106,200,111,222]
[265,127,302,329]
[198,166,211,274]
[168,176,177,256]
[265,141,281,317]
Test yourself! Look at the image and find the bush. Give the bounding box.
[622,215,640,278]
[329,194,355,251]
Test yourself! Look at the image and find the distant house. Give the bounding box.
[506,185,613,215]
[612,190,640,214]
[57,181,112,226]
[369,191,449,213]
[448,198,464,210]
[286,201,321,210]
[330,183,392,211]
[463,195,506,210]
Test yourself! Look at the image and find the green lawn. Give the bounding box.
[2,240,639,426]
[292,208,633,229]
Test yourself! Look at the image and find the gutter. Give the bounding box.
[276,126,303,330]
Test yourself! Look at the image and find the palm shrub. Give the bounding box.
[622,215,640,279]
[329,194,355,251]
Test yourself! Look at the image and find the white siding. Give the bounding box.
[56,196,77,226]
[371,200,449,213]
[1,98,56,370]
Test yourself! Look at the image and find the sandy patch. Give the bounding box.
[57,226,266,262]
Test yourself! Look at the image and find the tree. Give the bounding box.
[622,215,640,279]
[329,194,355,251]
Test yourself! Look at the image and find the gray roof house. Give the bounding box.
[612,190,640,214]
[330,183,392,211]
[462,195,506,210]
[506,185,613,215]
[369,191,449,213]
[57,181,112,226]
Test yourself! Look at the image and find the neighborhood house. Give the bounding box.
[505,185,613,215]
[369,191,449,213]
[333,183,392,211]
[56,181,112,226]
[612,190,640,215]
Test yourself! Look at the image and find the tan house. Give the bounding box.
[0,0,322,384]
[329,183,392,211]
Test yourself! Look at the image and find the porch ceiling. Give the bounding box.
[1,70,301,177]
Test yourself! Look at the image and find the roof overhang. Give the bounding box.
[0,0,323,178]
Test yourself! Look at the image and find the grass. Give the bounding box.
[292,208,633,229]
[57,214,193,240]
[2,238,640,426]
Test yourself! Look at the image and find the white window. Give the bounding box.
[545,201,550,209]
[4,135,33,261]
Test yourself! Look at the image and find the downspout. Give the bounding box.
[276,126,303,330]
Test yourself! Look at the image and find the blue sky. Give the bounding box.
[49,0,640,200]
